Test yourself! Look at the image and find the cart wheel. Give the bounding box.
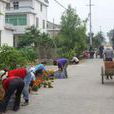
[101,66,104,84]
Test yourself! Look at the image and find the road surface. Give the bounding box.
[7,59,114,114]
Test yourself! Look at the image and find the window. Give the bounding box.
[6,3,10,9]
[13,1,19,9]
[40,3,43,12]
[36,17,39,27]
[43,20,45,29]
[5,15,27,26]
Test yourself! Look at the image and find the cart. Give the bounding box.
[101,61,114,84]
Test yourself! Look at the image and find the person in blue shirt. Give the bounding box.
[53,58,68,78]
[33,64,53,88]
[22,67,36,106]
[34,64,46,74]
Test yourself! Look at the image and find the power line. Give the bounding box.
[53,0,67,10]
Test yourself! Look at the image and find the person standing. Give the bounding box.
[0,70,24,112]
[103,47,114,61]
[103,47,114,80]
[53,58,69,78]
[99,45,104,58]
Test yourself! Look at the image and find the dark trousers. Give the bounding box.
[2,78,24,112]
[105,58,113,61]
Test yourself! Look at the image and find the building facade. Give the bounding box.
[47,21,61,38]
[5,0,49,46]
[0,0,14,46]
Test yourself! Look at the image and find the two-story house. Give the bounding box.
[47,21,61,37]
[0,0,14,46]
[5,0,49,46]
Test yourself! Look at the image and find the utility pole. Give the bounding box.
[89,0,92,46]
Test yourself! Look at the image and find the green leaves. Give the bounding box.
[92,32,105,48]
[18,26,56,59]
[0,45,27,70]
[55,5,87,58]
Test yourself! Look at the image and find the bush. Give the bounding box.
[0,45,27,70]
[19,47,38,62]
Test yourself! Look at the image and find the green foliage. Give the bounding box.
[107,29,114,46]
[0,12,3,15]
[92,32,105,48]
[37,33,56,59]
[18,26,40,47]
[0,45,27,70]
[19,47,38,62]
[18,26,56,59]
[55,5,87,58]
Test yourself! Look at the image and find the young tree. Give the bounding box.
[93,32,105,49]
[56,5,87,58]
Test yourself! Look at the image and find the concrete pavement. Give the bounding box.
[7,59,114,114]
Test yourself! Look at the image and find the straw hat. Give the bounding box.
[0,70,7,81]
[0,70,5,77]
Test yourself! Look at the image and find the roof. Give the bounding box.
[44,0,49,3]
[4,24,15,31]
[0,0,9,3]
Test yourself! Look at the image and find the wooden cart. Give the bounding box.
[101,61,114,84]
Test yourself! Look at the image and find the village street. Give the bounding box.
[7,59,114,114]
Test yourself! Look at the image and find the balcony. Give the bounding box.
[6,6,36,14]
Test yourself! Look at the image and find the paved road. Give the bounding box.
[7,59,114,114]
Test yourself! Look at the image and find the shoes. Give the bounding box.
[110,76,113,79]
[48,85,53,88]
[13,106,20,111]
[106,76,109,80]
[21,100,29,106]
[0,102,6,113]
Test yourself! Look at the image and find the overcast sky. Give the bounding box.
[48,0,114,38]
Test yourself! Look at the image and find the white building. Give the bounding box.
[0,0,14,46]
[47,21,61,37]
[5,0,49,47]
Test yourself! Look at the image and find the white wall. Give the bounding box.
[27,14,35,26]
[6,0,48,34]
[1,29,13,46]
[34,0,48,32]
[0,1,6,30]
[10,0,33,8]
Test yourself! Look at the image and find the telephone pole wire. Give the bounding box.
[53,0,67,10]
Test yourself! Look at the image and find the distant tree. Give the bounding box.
[93,32,105,49]
[107,29,114,48]
[55,5,87,58]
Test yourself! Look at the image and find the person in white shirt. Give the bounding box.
[71,56,79,64]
